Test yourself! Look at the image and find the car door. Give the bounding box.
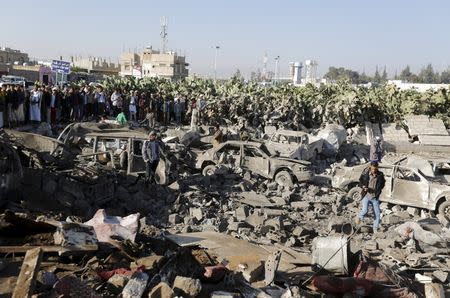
[390,166,429,208]
[242,145,270,177]
[129,138,146,174]
[377,165,393,202]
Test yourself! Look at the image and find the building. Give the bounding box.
[120,47,189,79]
[8,64,53,84]
[71,56,120,76]
[388,80,449,92]
[289,62,302,85]
[0,47,29,64]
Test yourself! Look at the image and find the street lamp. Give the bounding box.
[213,45,220,80]
[274,56,280,83]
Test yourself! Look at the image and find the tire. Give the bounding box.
[438,200,450,221]
[275,170,293,187]
[347,186,363,201]
[202,164,217,176]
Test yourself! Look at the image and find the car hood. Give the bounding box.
[273,157,310,165]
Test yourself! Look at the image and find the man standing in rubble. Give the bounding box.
[142,131,161,185]
[355,161,385,233]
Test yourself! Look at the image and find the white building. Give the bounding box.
[388,80,449,92]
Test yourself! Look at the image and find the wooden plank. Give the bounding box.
[12,247,42,298]
[0,245,98,254]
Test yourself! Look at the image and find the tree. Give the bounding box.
[399,65,413,82]
[381,66,388,82]
[440,68,450,84]
[324,66,363,84]
[418,64,437,83]
[373,66,381,84]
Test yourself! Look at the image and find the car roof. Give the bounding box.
[274,129,307,137]
[65,123,148,139]
[219,140,264,148]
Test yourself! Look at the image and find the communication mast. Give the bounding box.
[262,52,268,81]
[160,16,168,53]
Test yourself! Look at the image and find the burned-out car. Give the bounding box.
[331,162,450,219]
[0,138,23,200]
[264,129,323,161]
[57,123,171,184]
[195,140,313,186]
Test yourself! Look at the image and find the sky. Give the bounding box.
[1,0,449,79]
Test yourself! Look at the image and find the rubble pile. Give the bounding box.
[1,120,450,297]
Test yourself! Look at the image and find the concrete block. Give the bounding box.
[189,208,203,221]
[148,282,174,298]
[168,214,181,225]
[172,276,202,298]
[290,201,310,210]
[235,206,249,221]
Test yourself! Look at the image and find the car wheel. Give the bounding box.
[202,164,217,176]
[438,200,450,221]
[347,186,363,201]
[275,170,293,187]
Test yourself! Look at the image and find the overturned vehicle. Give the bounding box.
[195,140,313,186]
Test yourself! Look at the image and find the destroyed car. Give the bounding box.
[195,140,312,186]
[264,129,324,161]
[0,138,23,200]
[332,162,450,219]
[57,123,170,184]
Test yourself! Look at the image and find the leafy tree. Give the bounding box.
[400,65,413,82]
[418,64,437,83]
[439,68,450,84]
[381,66,388,82]
[373,66,381,84]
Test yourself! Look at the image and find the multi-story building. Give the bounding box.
[71,56,120,76]
[0,47,29,64]
[120,47,188,79]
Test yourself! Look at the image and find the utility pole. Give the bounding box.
[213,45,220,80]
[274,56,280,83]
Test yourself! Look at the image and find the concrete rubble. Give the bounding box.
[1,117,450,297]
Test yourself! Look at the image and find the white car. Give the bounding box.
[264,129,323,161]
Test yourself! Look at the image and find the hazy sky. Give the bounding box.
[1,0,448,78]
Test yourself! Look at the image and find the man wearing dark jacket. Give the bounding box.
[142,131,162,185]
[355,161,385,232]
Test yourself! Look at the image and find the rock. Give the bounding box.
[406,207,420,217]
[122,272,149,298]
[189,208,203,221]
[131,255,163,270]
[148,282,174,298]
[237,261,264,283]
[290,201,309,210]
[245,212,264,227]
[376,238,395,250]
[391,205,403,213]
[108,274,129,288]
[227,221,245,232]
[432,270,448,283]
[172,276,202,298]
[53,222,98,246]
[168,214,181,225]
[235,206,249,221]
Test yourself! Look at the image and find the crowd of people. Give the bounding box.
[0,83,210,129]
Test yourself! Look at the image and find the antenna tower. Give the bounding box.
[160,16,168,53]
